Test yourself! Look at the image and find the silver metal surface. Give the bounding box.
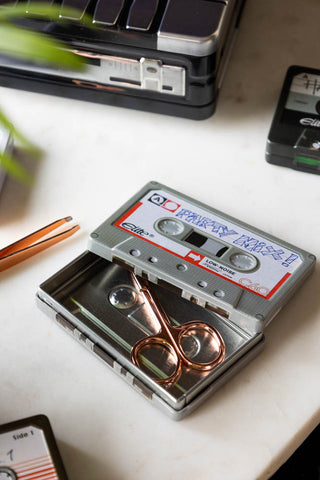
[38,254,258,413]
[157,0,235,56]
[0,52,186,97]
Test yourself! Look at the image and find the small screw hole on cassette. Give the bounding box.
[197,281,207,288]
[148,256,158,263]
[214,290,225,298]
[130,249,141,257]
[176,264,188,272]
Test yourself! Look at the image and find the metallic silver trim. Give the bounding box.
[0,51,186,97]
[157,0,235,57]
[158,30,219,57]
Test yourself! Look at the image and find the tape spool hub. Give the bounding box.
[109,285,137,309]
[0,467,17,480]
[229,252,257,271]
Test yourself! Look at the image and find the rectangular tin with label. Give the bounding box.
[37,182,315,419]
[266,65,320,174]
[0,415,68,479]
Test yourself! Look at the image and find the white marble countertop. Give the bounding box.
[1,0,320,478]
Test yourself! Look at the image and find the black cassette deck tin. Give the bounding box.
[266,66,320,174]
[0,0,246,120]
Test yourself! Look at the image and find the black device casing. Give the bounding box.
[266,65,320,174]
[0,0,246,119]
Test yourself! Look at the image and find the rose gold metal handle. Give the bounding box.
[0,217,79,273]
[130,273,225,385]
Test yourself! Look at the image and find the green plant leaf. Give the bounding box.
[0,23,85,69]
[0,2,92,26]
[0,2,94,182]
[0,151,33,185]
[0,109,42,156]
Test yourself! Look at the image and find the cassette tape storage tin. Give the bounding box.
[0,415,68,479]
[0,0,246,119]
[37,182,315,420]
[266,66,320,174]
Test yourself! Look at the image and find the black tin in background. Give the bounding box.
[266,65,320,175]
[0,415,68,480]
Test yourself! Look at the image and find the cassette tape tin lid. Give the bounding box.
[266,66,320,174]
[0,415,68,480]
[89,182,315,334]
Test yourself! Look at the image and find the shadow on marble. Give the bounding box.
[0,146,42,225]
[180,264,320,431]
[212,0,320,125]
[59,440,121,480]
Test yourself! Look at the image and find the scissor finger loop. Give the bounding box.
[176,321,225,370]
[130,273,226,385]
[131,334,181,385]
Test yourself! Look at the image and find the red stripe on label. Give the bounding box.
[12,456,50,469]
[114,202,143,227]
[266,272,291,299]
[19,475,57,480]
[115,208,291,299]
[18,466,57,479]
[15,463,53,474]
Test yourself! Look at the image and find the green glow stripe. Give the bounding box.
[69,297,186,392]
[295,155,320,166]
[128,306,153,336]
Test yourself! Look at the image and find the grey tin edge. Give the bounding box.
[157,1,232,57]
[36,292,264,420]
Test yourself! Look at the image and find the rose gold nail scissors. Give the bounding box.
[0,216,79,273]
[130,273,225,385]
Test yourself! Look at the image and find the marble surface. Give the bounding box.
[1,0,320,478]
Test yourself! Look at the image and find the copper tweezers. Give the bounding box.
[0,216,79,273]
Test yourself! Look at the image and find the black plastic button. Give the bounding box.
[126,0,159,31]
[93,0,125,26]
[59,0,91,20]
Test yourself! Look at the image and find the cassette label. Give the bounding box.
[285,71,320,116]
[115,189,303,299]
[0,425,59,479]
